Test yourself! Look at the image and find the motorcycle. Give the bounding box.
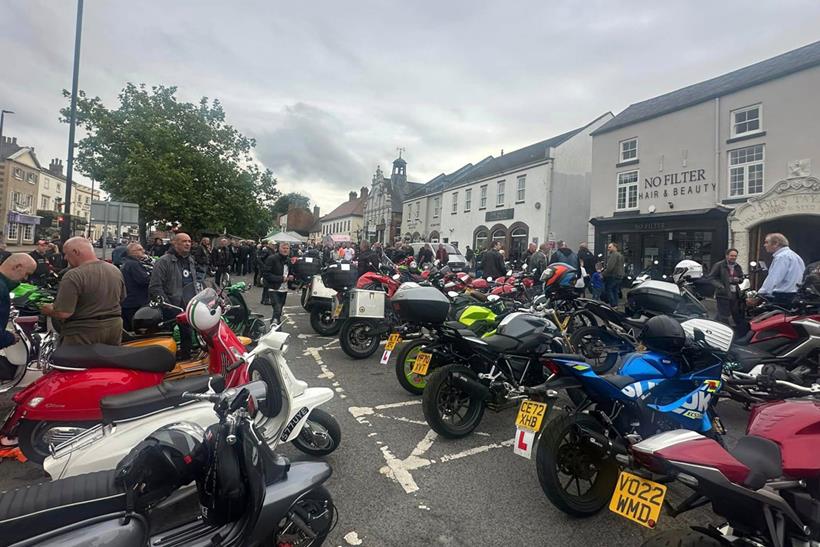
[516,317,731,517]
[306,274,340,336]
[45,324,340,479]
[567,299,645,374]
[221,279,269,340]
[1,289,253,463]
[626,381,820,546]
[0,380,337,546]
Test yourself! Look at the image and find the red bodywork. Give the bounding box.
[748,310,820,344]
[357,272,401,298]
[654,437,752,485]
[2,311,249,435]
[746,399,820,477]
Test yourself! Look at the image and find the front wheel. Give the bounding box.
[394,340,429,395]
[17,419,98,464]
[339,320,380,359]
[291,408,341,457]
[276,485,335,546]
[422,364,485,438]
[640,530,723,547]
[310,307,341,336]
[535,412,619,517]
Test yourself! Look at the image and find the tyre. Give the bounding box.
[339,319,380,359]
[17,419,98,464]
[277,485,335,546]
[310,307,341,336]
[394,340,429,395]
[640,529,723,547]
[535,412,619,517]
[422,364,485,438]
[292,408,342,457]
[569,326,623,374]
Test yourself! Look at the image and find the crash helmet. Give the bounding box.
[802,261,820,297]
[132,306,163,334]
[541,262,578,293]
[640,315,686,353]
[186,288,222,333]
[672,260,703,284]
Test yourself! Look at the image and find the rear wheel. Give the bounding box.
[422,364,485,438]
[292,408,341,456]
[394,340,429,395]
[535,412,619,517]
[310,307,341,336]
[640,530,723,547]
[339,320,380,359]
[276,485,335,547]
[17,419,98,464]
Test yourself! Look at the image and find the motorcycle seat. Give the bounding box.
[100,374,225,424]
[482,334,520,353]
[730,435,783,490]
[51,344,176,373]
[623,316,648,329]
[602,374,637,390]
[728,344,775,372]
[733,330,754,346]
[0,470,126,545]
[444,321,479,338]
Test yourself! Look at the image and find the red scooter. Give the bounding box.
[1,288,251,463]
[625,378,820,547]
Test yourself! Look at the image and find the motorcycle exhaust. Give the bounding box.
[450,372,490,401]
[579,426,627,457]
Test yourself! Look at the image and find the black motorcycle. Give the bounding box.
[0,380,336,546]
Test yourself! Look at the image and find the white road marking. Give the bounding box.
[374,400,421,410]
[343,531,363,545]
[438,439,515,463]
[379,445,420,494]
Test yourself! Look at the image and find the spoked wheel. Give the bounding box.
[310,307,341,336]
[569,326,623,374]
[277,485,335,547]
[394,340,429,395]
[292,408,341,457]
[535,412,618,517]
[17,419,98,464]
[339,320,380,359]
[422,364,485,438]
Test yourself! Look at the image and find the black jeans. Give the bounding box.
[715,296,744,327]
[163,309,193,359]
[270,291,287,323]
[122,306,139,332]
[214,268,228,287]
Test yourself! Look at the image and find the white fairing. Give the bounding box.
[310,275,336,300]
[632,430,705,455]
[1,336,29,367]
[638,280,681,295]
[681,318,734,352]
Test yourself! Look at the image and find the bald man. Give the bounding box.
[0,254,37,354]
[41,237,125,346]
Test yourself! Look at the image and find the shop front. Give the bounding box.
[590,207,730,278]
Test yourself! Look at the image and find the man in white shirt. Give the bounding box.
[754,233,805,306]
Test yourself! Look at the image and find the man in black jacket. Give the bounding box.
[212,238,233,287]
[263,242,292,325]
[357,240,381,278]
[481,242,506,278]
[709,248,745,328]
[192,237,211,281]
[120,243,151,331]
[256,241,273,302]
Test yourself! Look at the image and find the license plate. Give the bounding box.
[609,471,667,529]
[411,352,432,375]
[515,400,548,432]
[379,349,392,365]
[385,333,401,351]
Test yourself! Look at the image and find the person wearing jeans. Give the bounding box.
[603,242,625,306]
[262,242,292,325]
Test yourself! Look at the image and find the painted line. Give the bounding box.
[374,400,421,410]
[379,445,420,494]
[438,439,515,463]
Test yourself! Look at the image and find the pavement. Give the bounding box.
[0,275,751,547]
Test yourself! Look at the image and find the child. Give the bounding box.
[590,262,604,300]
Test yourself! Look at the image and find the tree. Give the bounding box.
[270,192,311,217]
[61,84,279,240]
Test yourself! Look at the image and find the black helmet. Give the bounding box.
[640,315,686,353]
[132,306,163,334]
[802,261,820,297]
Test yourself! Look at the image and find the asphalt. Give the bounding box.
[0,275,752,547]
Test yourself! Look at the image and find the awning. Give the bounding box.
[323,234,351,244]
[589,206,731,226]
[265,231,306,243]
[7,211,41,225]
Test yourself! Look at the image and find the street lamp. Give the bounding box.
[61,0,85,243]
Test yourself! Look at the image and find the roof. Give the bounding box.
[322,194,365,221]
[593,40,820,135]
[2,147,43,170]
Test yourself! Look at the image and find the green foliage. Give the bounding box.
[61,83,279,238]
[270,192,311,217]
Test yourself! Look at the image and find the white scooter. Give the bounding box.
[44,326,340,480]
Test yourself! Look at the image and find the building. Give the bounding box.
[401,113,613,259]
[36,158,101,239]
[362,153,423,245]
[589,40,820,275]
[320,187,367,243]
[1,137,42,245]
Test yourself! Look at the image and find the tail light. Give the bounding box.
[540,358,559,375]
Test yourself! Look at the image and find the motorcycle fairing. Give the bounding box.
[619,351,679,380]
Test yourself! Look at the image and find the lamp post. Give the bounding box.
[60,0,85,243]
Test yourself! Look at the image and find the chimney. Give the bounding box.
[348,191,357,201]
[12,137,17,144]
[360,187,369,199]
[313,205,320,218]
[500,149,504,156]
[48,159,64,176]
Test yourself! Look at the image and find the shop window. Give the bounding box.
[616,170,639,210]
[731,105,761,137]
[474,229,488,250]
[619,138,638,162]
[451,192,458,214]
[479,185,487,209]
[496,181,505,207]
[729,145,764,197]
[23,224,33,241]
[7,222,19,240]
[516,175,526,202]
[510,227,528,261]
[491,228,506,248]
[464,189,472,212]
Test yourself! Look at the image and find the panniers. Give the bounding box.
[391,285,450,324]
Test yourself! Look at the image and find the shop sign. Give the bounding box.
[639,169,716,204]
[634,222,665,231]
[486,208,514,222]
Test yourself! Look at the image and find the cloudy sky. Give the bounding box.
[2,1,820,214]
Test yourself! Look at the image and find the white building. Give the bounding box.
[401,113,612,260]
[320,188,367,243]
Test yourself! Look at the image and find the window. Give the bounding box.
[43,177,50,189]
[415,202,419,219]
[474,229,488,250]
[433,197,440,218]
[25,194,32,209]
[57,184,62,194]
[23,224,33,241]
[516,175,526,202]
[464,189,472,212]
[496,180,505,207]
[85,196,90,204]
[7,223,18,240]
[12,191,22,207]
[479,185,487,209]
[451,192,458,213]
[26,172,36,184]
[729,144,764,197]
[616,170,639,210]
[41,196,49,209]
[620,138,638,162]
[731,105,761,137]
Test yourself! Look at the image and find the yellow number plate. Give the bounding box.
[385,333,402,351]
[332,301,342,319]
[411,352,432,375]
[609,471,667,529]
[515,400,548,432]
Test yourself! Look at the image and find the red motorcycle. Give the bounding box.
[1,289,251,463]
[625,379,820,547]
